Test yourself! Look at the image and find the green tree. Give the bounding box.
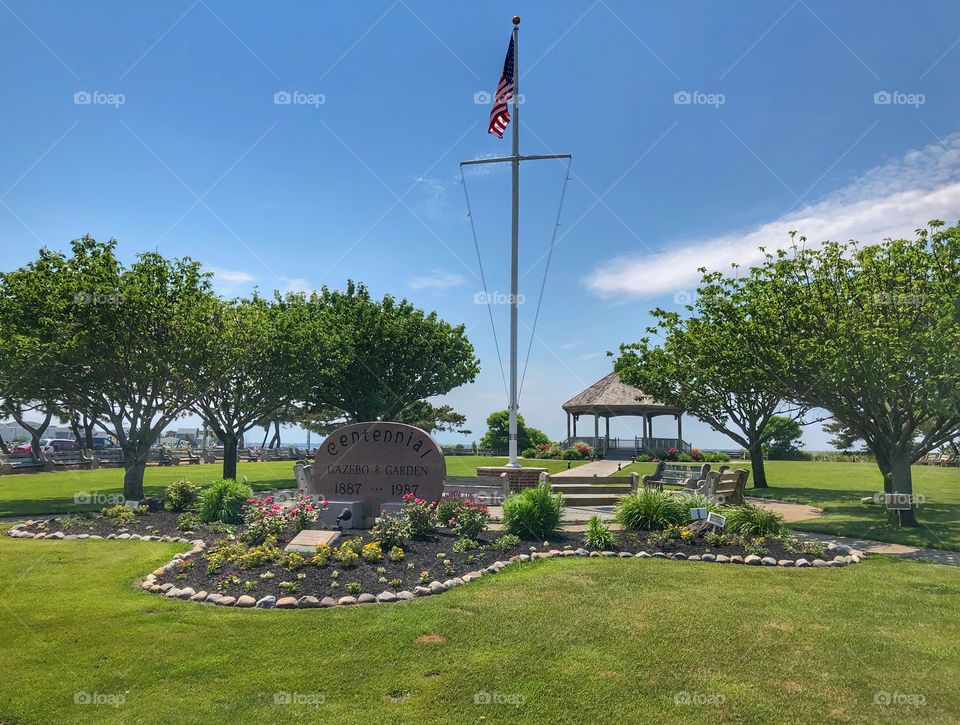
[296,281,479,424]
[53,237,221,500]
[395,400,470,436]
[761,415,804,459]
[479,410,549,451]
[823,419,860,451]
[615,300,809,488]
[711,222,960,526]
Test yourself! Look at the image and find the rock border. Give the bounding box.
[6,522,866,610]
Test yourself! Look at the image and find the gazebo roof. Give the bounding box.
[562,371,682,417]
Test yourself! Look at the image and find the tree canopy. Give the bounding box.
[479,410,550,451]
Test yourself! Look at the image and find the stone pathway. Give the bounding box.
[550,459,625,477]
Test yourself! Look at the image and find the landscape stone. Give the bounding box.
[48,532,65,540]
[702,553,717,562]
[176,587,196,599]
[65,534,78,540]
[376,591,397,603]
[670,552,687,560]
[117,533,130,540]
[205,593,223,604]
[744,555,762,565]
[777,560,795,567]
[165,588,182,598]
[396,591,414,601]
[235,595,256,608]
[485,566,499,574]
[275,597,299,609]
[255,595,277,608]
[518,554,530,562]
[158,583,174,592]
[414,586,433,597]
[356,593,377,604]
[429,581,445,593]
[149,584,162,593]
[575,548,589,556]
[618,552,632,558]
[811,559,828,568]
[140,581,153,590]
[760,557,777,566]
[216,596,236,606]
[827,560,846,567]
[320,597,338,607]
[795,558,810,567]
[729,555,744,564]
[600,551,617,557]
[834,544,852,555]
[105,533,116,539]
[337,596,357,606]
[652,552,667,558]
[298,596,320,608]
[715,554,730,563]
[688,554,702,561]
[636,551,651,558]
[589,551,600,557]
[189,591,208,601]
[76,534,89,540]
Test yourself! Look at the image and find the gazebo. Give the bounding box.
[561,371,690,457]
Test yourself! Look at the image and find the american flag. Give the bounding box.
[488,35,515,138]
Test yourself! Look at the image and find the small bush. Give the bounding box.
[491,533,520,551]
[560,446,583,460]
[176,512,201,531]
[401,493,436,537]
[335,544,360,568]
[447,500,490,539]
[279,552,307,571]
[388,546,405,562]
[584,515,616,550]
[101,504,135,526]
[520,447,537,458]
[164,479,201,512]
[346,582,361,595]
[452,537,479,553]
[724,503,785,536]
[614,489,685,531]
[435,494,474,527]
[311,544,331,566]
[370,513,412,549]
[361,542,383,563]
[501,483,564,539]
[199,478,252,524]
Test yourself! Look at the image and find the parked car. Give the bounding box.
[90,437,116,450]
[39,438,78,454]
[12,442,32,454]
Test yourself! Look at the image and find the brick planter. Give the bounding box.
[476,466,547,492]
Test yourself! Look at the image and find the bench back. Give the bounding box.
[703,468,749,504]
[443,474,510,505]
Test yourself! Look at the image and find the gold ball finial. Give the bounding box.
[513,16,521,25]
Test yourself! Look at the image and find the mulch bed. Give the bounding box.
[12,508,844,603]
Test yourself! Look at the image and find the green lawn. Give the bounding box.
[0,537,957,723]
[0,456,584,518]
[619,459,960,551]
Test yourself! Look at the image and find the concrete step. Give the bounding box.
[551,483,634,495]
[603,450,636,461]
[561,492,631,506]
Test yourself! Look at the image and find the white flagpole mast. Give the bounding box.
[459,16,570,472]
[507,15,521,468]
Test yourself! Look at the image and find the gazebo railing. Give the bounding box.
[564,436,692,455]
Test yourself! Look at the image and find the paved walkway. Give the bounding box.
[551,460,625,477]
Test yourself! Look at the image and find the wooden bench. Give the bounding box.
[294,461,313,490]
[543,472,639,506]
[93,449,124,467]
[51,448,97,470]
[642,462,711,491]
[239,448,261,463]
[0,453,52,475]
[201,448,224,464]
[700,468,749,504]
[170,447,201,464]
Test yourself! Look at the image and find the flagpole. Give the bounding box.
[507,15,521,469]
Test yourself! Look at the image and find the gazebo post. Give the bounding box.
[604,415,610,454]
[594,414,599,452]
[676,413,683,449]
[572,414,577,437]
[566,412,571,442]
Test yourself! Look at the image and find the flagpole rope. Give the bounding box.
[518,156,573,401]
[460,167,510,401]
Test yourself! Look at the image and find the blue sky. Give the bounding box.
[3,1,960,449]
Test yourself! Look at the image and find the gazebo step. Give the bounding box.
[550,483,633,495]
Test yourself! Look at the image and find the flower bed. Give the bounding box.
[7,491,866,610]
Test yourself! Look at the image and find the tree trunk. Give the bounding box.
[30,430,44,463]
[748,443,768,488]
[84,417,95,449]
[885,449,918,527]
[260,425,270,448]
[222,435,239,481]
[0,432,8,455]
[70,414,85,447]
[123,457,147,500]
[270,420,281,448]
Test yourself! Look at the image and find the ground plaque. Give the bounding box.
[309,421,446,526]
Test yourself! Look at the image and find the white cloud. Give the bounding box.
[576,351,605,361]
[560,341,581,350]
[408,269,466,292]
[207,267,256,284]
[584,134,960,298]
[282,277,312,294]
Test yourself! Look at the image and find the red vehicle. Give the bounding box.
[12,442,32,454]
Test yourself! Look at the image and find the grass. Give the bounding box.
[619,459,960,551]
[0,537,957,722]
[0,456,584,518]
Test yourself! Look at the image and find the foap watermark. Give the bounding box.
[74,291,125,306]
[273,90,326,108]
[873,292,925,307]
[273,691,325,706]
[674,691,726,706]
[673,90,725,108]
[474,690,525,707]
[473,90,525,105]
[74,691,125,708]
[874,690,926,707]
[75,492,124,506]
[474,290,525,305]
[874,492,926,508]
[74,91,125,108]
[873,90,925,108]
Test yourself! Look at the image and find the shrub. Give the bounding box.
[286,491,325,532]
[501,483,564,539]
[724,503,785,536]
[447,500,490,539]
[435,494,474,529]
[401,493,436,537]
[242,496,288,544]
[520,447,536,458]
[279,552,307,571]
[614,489,686,531]
[389,577,403,589]
[164,479,201,512]
[388,546,405,562]
[560,446,582,460]
[199,478,252,524]
[574,442,593,459]
[346,582,361,595]
[176,512,201,531]
[452,537,479,553]
[238,538,283,569]
[311,544,331,566]
[677,452,693,462]
[361,542,383,563]
[279,580,299,594]
[584,515,616,550]
[335,543,360,568]
[101,504,135,526]
[491,533,520,551]
[634,453,654,462]
[370,513,412,549]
